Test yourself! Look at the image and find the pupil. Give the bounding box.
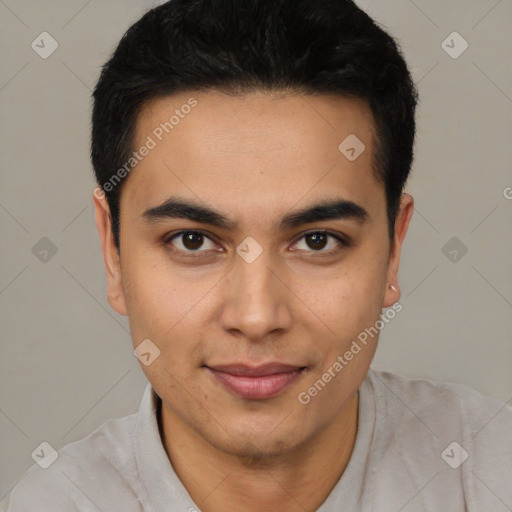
[307,233,327,250]
[184,232,203,250]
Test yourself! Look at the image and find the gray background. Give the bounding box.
[1,0,511,500]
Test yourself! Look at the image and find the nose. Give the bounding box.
[218,247,293,343]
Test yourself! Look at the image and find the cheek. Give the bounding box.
[309,257,387,358]
[121,252,211,370]
[120,250,177,340]
[333,258,386,315]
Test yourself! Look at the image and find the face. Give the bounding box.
[94,90,413,458]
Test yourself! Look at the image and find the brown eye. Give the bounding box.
[165,230,218,255]
[291,231,346,254]
[305,232,328,250]
[181,232,205,250]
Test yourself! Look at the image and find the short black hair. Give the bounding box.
[91,0,418,251]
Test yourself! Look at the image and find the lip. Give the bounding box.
[205,363,306,399]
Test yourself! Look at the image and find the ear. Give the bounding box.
[93,188,128,316]
[382,193,414,308]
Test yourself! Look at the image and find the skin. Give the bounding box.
[94,90,414,511]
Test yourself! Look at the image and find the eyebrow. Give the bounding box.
[141,196,369,231]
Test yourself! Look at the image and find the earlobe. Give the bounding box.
[383,282,400,307]
[93,188,128,317]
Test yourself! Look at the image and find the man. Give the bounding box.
[2,0,511,511]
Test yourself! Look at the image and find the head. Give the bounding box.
[92,0,417,459]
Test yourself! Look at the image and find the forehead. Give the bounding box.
[122,90,384,225]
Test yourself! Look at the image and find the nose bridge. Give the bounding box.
[237,247,276,299]
[219,244,291,340]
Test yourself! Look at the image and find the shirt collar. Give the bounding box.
[134,382,200,512]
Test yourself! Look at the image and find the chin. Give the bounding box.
[229,437,293,462]
[206,423,302,462]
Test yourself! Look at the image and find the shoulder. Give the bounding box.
[368,368,512,434]
[367,369,512,509]
[1,412,142,512]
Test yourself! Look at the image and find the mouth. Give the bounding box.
[203,363,307,400]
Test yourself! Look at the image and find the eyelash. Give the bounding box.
[163,229,349,258]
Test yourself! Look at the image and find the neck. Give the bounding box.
[158,391,359,512]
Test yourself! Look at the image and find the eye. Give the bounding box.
[290,231,347,255]
[164,229,348,258]
[164,230,220,256]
